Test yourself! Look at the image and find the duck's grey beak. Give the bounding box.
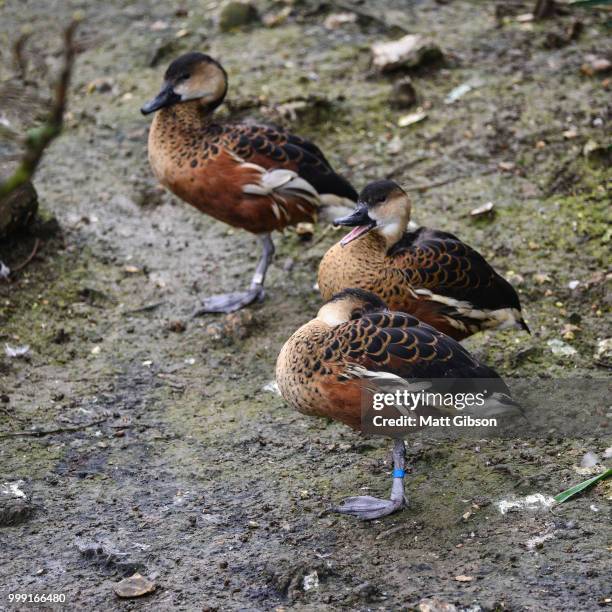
[141,82,181,115]
[334,203,377,247]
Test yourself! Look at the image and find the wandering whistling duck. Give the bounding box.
[317,180,529,341]
[276,288,521,520]
[141,52,357,314]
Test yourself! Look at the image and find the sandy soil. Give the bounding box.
[1,0,610,610]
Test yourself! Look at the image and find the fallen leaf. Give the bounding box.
[533,273,552,285]
[398,110,427,127]
[454,574,474,582]
[516,13,534,22]
[323,12,357,29]
[371,34,443,73]
[114,573,156,598]
[469,201,495,218]
[150,20,168,31]
[295,222,314,241]
[445,79,481,104]
[581,57,611,77]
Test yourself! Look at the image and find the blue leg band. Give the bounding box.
[393,468,405,479]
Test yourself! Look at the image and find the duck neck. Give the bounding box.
[343,232,389,264]
[308,319,333,334]
[376,215,409,249]
[288,319,332,349]
[154,100,215,132]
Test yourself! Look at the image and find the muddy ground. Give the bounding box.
[0,0,611,610]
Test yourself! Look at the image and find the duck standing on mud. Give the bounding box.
[318,180,529,340]
[141,52,357,314]
[276,288,521,520]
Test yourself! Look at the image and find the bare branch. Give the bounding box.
[12,31,30,79]
[0,19,80,201]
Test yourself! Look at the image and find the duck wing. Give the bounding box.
[388,228,524,313]
[387,228,529,335]
[221,123,357,203]
[320,311,520,423]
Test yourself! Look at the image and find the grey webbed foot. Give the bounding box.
[192,234,274,317]
[333,495,405,521]
[192,286,264,316]
[333,438,407,521]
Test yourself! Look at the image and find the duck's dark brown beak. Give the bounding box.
[333,202,372,227]
[334,203,376,247]
[141,82,181,115]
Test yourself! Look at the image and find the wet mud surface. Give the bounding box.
[0,0,610,609]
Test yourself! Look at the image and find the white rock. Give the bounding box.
[303,570,319,591]
[594,338,612,364]
[1,481,26,499]
[4,344,29,358]
[497,493,555,515]
[580,451,599,468]
[547,339,577,357]
[262,380,280,395]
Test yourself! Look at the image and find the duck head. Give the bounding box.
[317,288,388,327]
[334,180,411,247]
[141,52,228,115]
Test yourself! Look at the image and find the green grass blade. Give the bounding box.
[568,0,612,6]
[554,467,612,503]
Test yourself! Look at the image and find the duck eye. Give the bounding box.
[178,73,190,82]
[350,309,363,320]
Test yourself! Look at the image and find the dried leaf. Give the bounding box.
[454,575,474,582]
[114,573,156,598]
[398,110,427,127]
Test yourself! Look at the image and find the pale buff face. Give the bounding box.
[173,61,226,105]
[316,295,382,326]
[367,190,412,240]
[317,298,358,326]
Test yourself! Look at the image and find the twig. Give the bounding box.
[292,224,338,263]
[0,19,80,201]
[385,155,430,179]
[10,238,40,274]
[12,31,30,79]
[404,168,496,193]
[533,0,557,19]
[0,406,17,419]
[304,224,333,250]
[333,1,412,33]
[225,93,335,114]
[123,301,166,315]
[0,417,107,439]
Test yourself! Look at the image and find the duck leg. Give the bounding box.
[333,438,407,520]
[193,234,275,316]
